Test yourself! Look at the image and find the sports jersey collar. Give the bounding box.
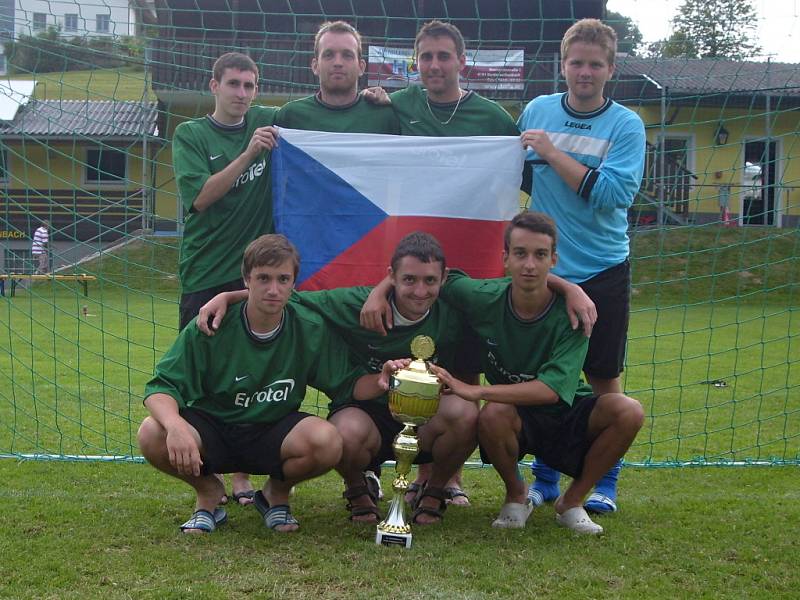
[240,302,286,344]
[314,90,361,110]
[206,113,247,131]
[388,293,432,328]
[560,93,613,120]
[505,285,556,324]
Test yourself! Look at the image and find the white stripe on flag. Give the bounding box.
[277,128,524,221]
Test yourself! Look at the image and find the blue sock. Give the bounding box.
[527,457,560,505]
[584,459,622,514]
[594,459,622,499]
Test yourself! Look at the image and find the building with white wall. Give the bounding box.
[14,1,135,38]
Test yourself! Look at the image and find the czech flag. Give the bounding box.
[272,128,525,290]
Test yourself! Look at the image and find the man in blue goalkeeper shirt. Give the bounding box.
[518,18,646,514]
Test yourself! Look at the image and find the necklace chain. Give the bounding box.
[426,90,465,125]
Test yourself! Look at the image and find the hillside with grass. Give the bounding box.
[73,226,798,305]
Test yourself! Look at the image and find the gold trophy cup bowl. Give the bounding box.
[376,336,442,548]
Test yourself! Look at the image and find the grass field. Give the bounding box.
[6,67,156,102]
[1,226,797,464]
[0,224,797,598]
[1,461,798,599]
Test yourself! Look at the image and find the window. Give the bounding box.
[33,12,47,31]
[96,14,110,34]
[85,147,126,183]
[64,14,78,32]
[0,146,7,181]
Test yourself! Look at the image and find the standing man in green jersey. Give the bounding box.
[277,21,400,134]
[172,52,278,331]
[377,20,520,137]
[139,234,407,534]
[196,232,479,525]
[429,212,644,535]
[172,52,278,506]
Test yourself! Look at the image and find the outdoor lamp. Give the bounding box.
[715,123,729,146]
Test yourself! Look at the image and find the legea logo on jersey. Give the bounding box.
[234,378,295,408]
[233,158,267,190]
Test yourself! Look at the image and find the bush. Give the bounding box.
[4,27,144,74]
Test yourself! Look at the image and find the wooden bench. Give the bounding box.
[0,274,97,297]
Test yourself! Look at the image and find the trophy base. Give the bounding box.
[375,529,412,548]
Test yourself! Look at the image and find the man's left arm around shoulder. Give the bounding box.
[429,364,559,407]
[547,273,596,337]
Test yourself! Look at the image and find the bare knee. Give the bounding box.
[436,395,479,435]
[594,393,645,434]
[137,416,166,459]
[478,403,518,438]
[307,421,343,469]
[622,396,645,432]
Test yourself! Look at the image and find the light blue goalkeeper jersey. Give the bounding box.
[517,93,645,283]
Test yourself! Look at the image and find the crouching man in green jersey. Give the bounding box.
[139,234,406,534]
[428,212,644,535]
[197,233,478,526]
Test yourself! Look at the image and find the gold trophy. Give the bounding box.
[376,335,442,548]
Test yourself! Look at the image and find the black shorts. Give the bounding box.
[179,278,245,331]
[180,407,312,479]
[330,401,433,466]
[479,396,598,479]
[579,260,631,379]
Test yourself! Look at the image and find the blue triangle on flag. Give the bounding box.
[272,139,387,287]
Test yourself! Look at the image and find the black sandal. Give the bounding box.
[411,484,447,524]
[343,483,381,522]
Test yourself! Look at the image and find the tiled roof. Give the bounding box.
[0,100,159,137]
[615,57,800,97]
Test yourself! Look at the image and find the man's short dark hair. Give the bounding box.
[242,234,300,280]
[213,52,259,82]
[314,20,362,59]
[390,231,446,274]
[504,211,558,253]
[415,20,466,57]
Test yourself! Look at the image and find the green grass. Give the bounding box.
[0,226,797,465]
[6,67,155,102]
[0,460,798,599]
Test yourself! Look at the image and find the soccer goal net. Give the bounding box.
[0,1,797,466]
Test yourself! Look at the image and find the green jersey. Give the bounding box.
[390,86,519,137]
[292,287,466,408]
[276,93,401,134]
[172,106,278,294]
[440,270,592,409]
[144,301,366,424]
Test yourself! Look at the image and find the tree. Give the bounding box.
[649,0,761,59]
[605,11,644,56]
[645,31,698,59]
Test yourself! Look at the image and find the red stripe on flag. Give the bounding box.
[299,216,507,290]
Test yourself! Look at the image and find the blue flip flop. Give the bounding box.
[180,507,228,533]
[254,490,299,531]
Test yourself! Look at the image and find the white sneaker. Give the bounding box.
[556,506,604,535]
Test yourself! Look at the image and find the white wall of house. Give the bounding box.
[15,1,134,37]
